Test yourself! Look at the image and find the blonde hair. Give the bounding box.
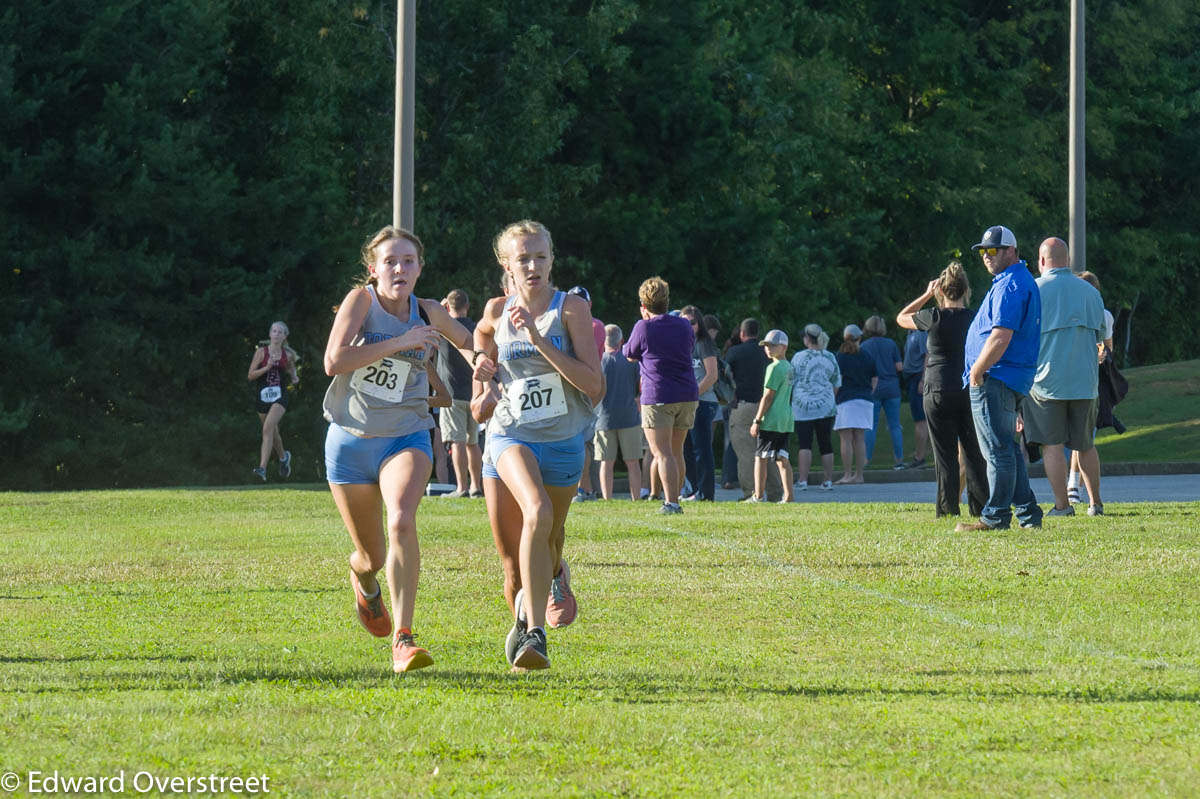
[863,315,887,338]
[493,219,554,266]
[638,276,670,315]
[935,260,971,306]
[357,225,425,288]
[257,321,299,363]
[1078,270,1101,292]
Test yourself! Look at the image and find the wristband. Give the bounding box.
[471,350,488,366]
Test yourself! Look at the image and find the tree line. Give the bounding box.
[3,0,1196,488]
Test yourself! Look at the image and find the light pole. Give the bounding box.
[393,0,415,231]
[1069,0,1085,272]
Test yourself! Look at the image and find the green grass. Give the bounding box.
[2,490,1199,797]
[870,359,1200,467]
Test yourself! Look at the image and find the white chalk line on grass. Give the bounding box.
[651,522,1196,674]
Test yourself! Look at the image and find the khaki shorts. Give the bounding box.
[1022,392,1097,450]
[439,398,479,443]
[641,401,698,431]
[594,426,645,461]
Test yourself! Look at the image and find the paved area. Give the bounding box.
[707,474,1200,504]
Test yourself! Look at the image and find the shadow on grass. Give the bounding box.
[5,662,1199,705]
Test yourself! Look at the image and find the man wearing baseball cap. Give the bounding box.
[957,225,1043,531]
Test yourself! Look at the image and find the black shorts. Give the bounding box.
[755,430,790,460]
[255,387,290,415]
[793,417,834,455]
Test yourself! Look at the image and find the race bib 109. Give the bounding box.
[259,385,282,403]
[350,357,411,404]
[508,372,568,423]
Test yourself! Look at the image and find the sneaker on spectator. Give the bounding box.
[506,588,528,666]
[1047,506,1076,517]
[278,450,292,478]
[680,493,699,502]
[794,480,808,491]
[546,559,577,628]
[351,570,392,637]
[571,488,595,503]
[820,481,834,491]
[892,462,907,471]
[740,495,763,503]
[1087,504,1104,516]
[512,626,549,670]
[907,457,925,469]
[392,629,433,673]
[469,488,485,498]
[639,488,651,500]
[440,488,468,499]
[252,467,267,482]
[1067,486,1082,504]
[659,502,683,515]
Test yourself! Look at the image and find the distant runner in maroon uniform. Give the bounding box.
[247,321,299,481]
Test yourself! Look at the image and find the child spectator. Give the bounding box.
[747,330,795,503]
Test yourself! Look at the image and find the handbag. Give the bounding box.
[714,358,736,405]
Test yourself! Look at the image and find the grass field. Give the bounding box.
[2,490,1199,797]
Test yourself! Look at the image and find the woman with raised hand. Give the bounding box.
[471,220,603,671]
[322,225,472,673]
[247,321,300,482]
[896,261,988,517]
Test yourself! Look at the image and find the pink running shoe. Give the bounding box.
[545,558,577,628]
[392,628,433,673]
[351,570,392,638]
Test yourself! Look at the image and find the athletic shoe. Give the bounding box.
[546,559,577,628]
[513,627,549,670]
[1020,521,1042,529]
[680,492,698,502]
[506,588,528,666]
[1087,504,1104,516]
[820,480,834,491]
[1067,486,1082,504]
[639,488,651,500]
[350,570,392,638]
[955,520,999,532]
[777,497,792,505]
[1047,506,1076,517]
[392,628,433,673]
[571,489,595,503]
[252,467,267,482]
[892,462,907,471]
[440,488,468,499]
[794,480,808,491]
[278,450,292,478]
[907,457,926,469]
[740,495,763,503]
[469,488,485,499]
[659,502,683,515]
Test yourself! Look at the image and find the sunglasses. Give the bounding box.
[978,246,1009,257]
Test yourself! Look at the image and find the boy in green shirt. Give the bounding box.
[747,330,795,503]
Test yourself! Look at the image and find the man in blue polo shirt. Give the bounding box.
[956,225,1043,531]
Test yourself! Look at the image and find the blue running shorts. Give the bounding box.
[482,430,585,488]
[325,423,434,485]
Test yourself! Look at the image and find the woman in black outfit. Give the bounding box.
[896,262,987,517]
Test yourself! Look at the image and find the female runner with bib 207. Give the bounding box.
[322,226,472,674]
[471,220,604,670]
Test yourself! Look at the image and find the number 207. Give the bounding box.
[519,388,553,410]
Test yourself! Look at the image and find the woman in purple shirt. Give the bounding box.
[623,276,699,515]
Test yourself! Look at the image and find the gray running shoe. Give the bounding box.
[252,467,267,482]
[506,588,529,666]
[513,627,549,670]
[1087,504,1104,516]
[659,502,683,515]
[1047,506,1076,517]
[278,450,292,479]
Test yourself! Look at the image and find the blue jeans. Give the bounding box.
[684,400,718,500]
[969,377,1042,529]
[865,395,903,463]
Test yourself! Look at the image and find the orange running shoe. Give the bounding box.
[392,629,434,673]
[545,558,577,628]
[350,571,391,638]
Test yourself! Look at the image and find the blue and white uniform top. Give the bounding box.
[322,287,433,438]
[489,291,593,442]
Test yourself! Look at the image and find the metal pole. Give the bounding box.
[393,0,415,231]
[1069,0,1085,272]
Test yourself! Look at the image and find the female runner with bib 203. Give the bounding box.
[471,220,604,670]
[322,226,472,673]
